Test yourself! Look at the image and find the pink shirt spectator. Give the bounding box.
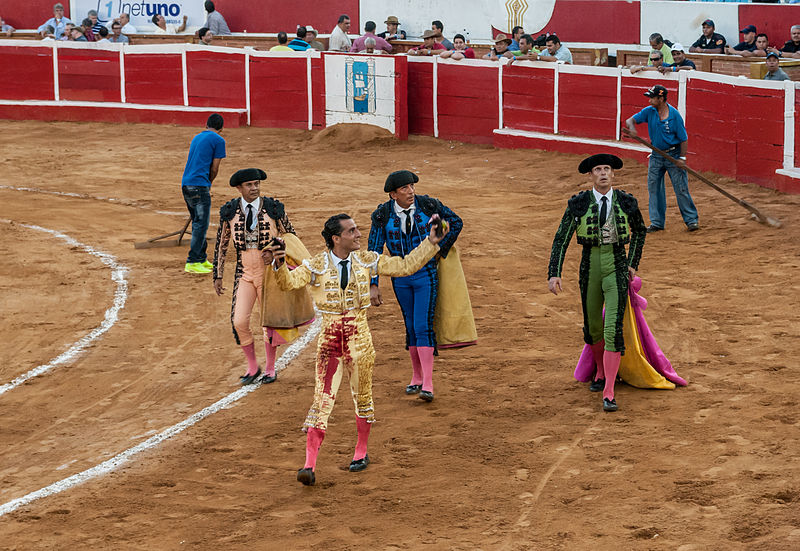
[350,32,392,53]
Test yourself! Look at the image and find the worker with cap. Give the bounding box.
[764,51,790,81]
[658,44,696,73]
[689,19,726,53]
[625,85,699,233]
[547,154,647,412]
[368,170,463,403]
[379,15,406,41]
[726,24,757,54]
[212,168,300,386]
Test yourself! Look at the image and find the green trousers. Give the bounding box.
[579,244,629,353]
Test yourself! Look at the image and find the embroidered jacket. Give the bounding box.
[212,196,295,281]
[548,189,646,279]
[367,194,462,285]
[275,239,440,315]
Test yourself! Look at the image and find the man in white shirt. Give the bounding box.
[106,13,137,35]
[152,13,187,34]
[329,14,352,52]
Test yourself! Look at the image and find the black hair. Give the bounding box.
[338,14,350,24]
[151,14,159,25]
[546,34,561,45]
[322,214,351,249]
[512,25,523,36]
[649,32,663,44]
[198,27,211,39]
[756,32,768,41]
[453,33,465,42]
[520,33,534,45]
[297,26,307,39]
[365,20,376,33]
[82,17,92,27]
[207,113,224,130]
[204,1,215,13]
[277,31,288,44]
[432,20,444,32]
[98,26,108,37]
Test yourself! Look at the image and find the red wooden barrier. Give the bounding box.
[249,56,308,129]
[0,45,53,100]
[125,54,183,105]
[503,65,554,133]
[186,51,246,108]
[407,61,434,136]
[437,63,497,144]
[558,72,617,140]
[58,48,120,102]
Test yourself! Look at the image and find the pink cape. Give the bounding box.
[574,276,687,387]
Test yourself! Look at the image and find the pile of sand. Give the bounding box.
[310,123,396,150]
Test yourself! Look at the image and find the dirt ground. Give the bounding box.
[1,121,799,550]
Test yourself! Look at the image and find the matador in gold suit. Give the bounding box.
[272,213,446,486]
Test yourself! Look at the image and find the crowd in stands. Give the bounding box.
[10,2,799,80]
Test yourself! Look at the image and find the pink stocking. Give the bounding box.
[303,428,326,470]
[590,341,605,381]
[241,342,259,376]
[264,341,277,377]
[353,417,371,461]
[417,346,435,393]
[602,351,621,401]
[408,346,423,386]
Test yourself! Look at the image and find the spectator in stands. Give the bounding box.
[152,13,187,34]
[109,21,129,43]
[689,19,726,53]
[648,33,674,65]
[81,18,96,41]
[1,15,15,37]
[59,22,74,41]
[306,27,325,51]
[735,33,771,58]
[40,25,56,40]
[725,24,757,54]
[539,34,573,64]
[780,25,800,58]
[431,20,453,50]
[507,34,540,64]
[764,51,790,81]
[270,32,292,51]
[204,1,231,36]
[409,29,446,56]
[288,26,310,51]
[87,10,103,34]
[658,44,696,73]
[70,25,88,42]
[379,16,406,41]
[329,14,352,52]
[198,27,213,46]
[509,26,524,51]
[107,13,137,35]
[482,33,513,60]
[629,50,668,74]
[38,3,73,39]
[440,34,475,60]
[96,26,110,43]
[363,37,383,55]
[351,21,392,53]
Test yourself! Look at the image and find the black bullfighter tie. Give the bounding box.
[402,209,412,234]
[340,260,349,290]
[599,196,608,226]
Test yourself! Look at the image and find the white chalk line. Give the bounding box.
[0,184,184,216]
[0,220,129,396]
[0,316,321,517]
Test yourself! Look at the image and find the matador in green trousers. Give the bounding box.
[548,153,646,412]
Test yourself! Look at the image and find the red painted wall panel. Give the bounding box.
[186,51,245,108]
[734,89,783,185]
[407,62,434,136]
[211,0,359,34]
[558,73,617,139]
[249,57,308,129]
[1,1,68,29]
[685,80,737,177]
[541,0,640,44]
[58,48,120,102]
[0,46,54,100]
[311,57,325,129]
[502,68,554,133]
[436,64,497,144]
[124,54,183,105]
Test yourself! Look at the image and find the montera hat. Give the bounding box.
[578,153,623,174]
[230,168,267,187]
[384,169,419,192]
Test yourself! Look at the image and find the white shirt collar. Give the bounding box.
[592,187,613,205]
[239,196,261,212]
[393,200,416,216]
[329,250,351,265]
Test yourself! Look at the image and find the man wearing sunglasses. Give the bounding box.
[628,50,669,74]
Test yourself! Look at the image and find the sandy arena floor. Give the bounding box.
[0,121,799,550]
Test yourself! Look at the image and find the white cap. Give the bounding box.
[671,43,685,52]
[306,25,317,34]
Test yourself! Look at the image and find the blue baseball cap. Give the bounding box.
[740,25,756,34]
[702,19,715,28]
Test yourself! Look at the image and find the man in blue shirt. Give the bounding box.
[625,85,699,232]
[288,27,310,51]
[181,114,226,273]
[37,3,72,39]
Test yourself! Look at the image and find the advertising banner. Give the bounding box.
[70,0,205,32]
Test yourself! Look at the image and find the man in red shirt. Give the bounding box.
[408,29,446,56]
